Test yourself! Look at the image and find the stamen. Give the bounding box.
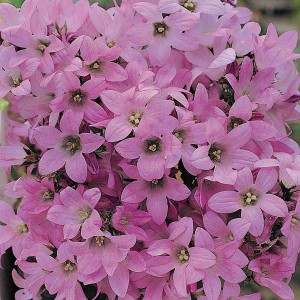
[71,90,84,103]
[10,76,22,87]
[88,60,101,71]
[129,112,142,127]
[120,216,128,225]
[62,136,81,155]
[17,224,28,235]
[62,260,77,273]
[242,191,258,206]
[38,41,50,53]
[78,208,92,221]
[173,130,184,143]
[209,146,222,162]
[177,247,189,263]
[291,217,299,227]
[153,22,168,35]
[230,117,244,129]
[228,233,234,241]
[107,40,116,48]
[42,189,54,202]
[181,0,196,12]
[95,236,105,246]
[145,139,162,154]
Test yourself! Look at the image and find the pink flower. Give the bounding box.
[248,254,294,300]
[35,110,105,183]
[72,35,128,82]
[191,119,258,184]
[194,228,248,300]
[0,46,31,98]
[115,129,182,181]
[100,88,175,142]
[203,211,250,246]
[209,167,288,236]
[50,72,107,124]
[129,3,198,66]
[282,200,300,254]
[147,218,216,297]
[121,168,190,224]
[111,205,152,241]
[0,201,33,258]
[36,243,86,300]
[47,186,102,239]
[226,56,275,103]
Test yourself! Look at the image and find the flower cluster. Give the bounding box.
[0,0,300,299]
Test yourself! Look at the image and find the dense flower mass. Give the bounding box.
[0,0,300,299]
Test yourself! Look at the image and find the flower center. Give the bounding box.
[107,40,116,48]
[291,217,299,227]
[38,41,50,53]
[62,260,77,273]
[209,145,222,162]
[10,76,22,87]
[129,112,142,127]
[230,117,244,129]
[177,247,189,263]
[78,208,92,222]
[95,236,105,246]
[120,215,129,225]
[146,138,162,154]
[150,178,164,188]
[88,60,101,71]
[62,135,81,155]
[228,233,234,241]
[153,22,168,35]
[180,0,196,12]
[242,191,258,206]
[17,224,28,235]
[71,90,84,104]
[42,189,54,202]
[173,130,184,143]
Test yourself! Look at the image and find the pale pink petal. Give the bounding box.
[80,133,104,153]
[189,247,216,269]
[203,271,221,300]
[255,168,278,193]
[65,153,87,183]
[241,206,264,237]
[203,211,228,237]
[115,137,143,159]
[39,149,67,175]
[208,191,241,213]
[147,193,168,224]
[34,126,62,149]
[173,265,187,296]
[259,194,288,217]
[121,180,148,204]
[105,116,132,142]
[191,146,214,170]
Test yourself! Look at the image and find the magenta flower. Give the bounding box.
[50,72,107,124]
[47,186,102,239]
[111,205,152,241]
[35,110,105,183]
[191,119,258,184]
[209,167,288,236]
[282,200,300,254]
[73,36,128,82]
[194,228,248,300]
[0,46,31,97]
[129,3,198,66]
[226,56,276,103]
[115,130,182,181]
[36,243,86,300]
[147,218,216,297]
[0,201,33,258]
[249,254,294,300]
[203,211,250,246]
[219,282,262,300]
[100,89,175,142]
[121,168,190,224]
